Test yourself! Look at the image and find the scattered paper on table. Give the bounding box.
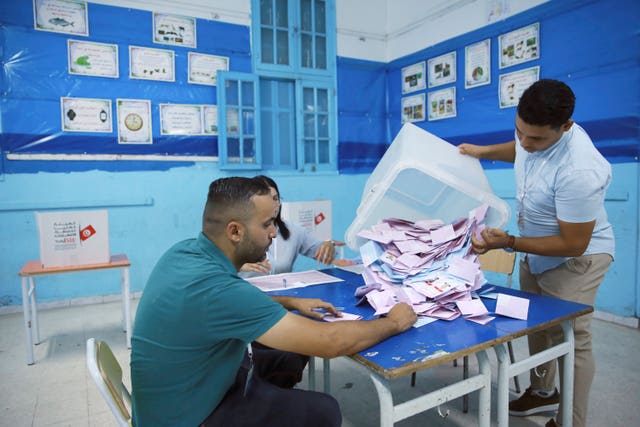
[495,293,530,320]
[414,316,439,328]
[465,314,495,324]
[335,263,364,275]
[323,312,362,322]
[479,292,498,300]
[456,298,488,316]
[247,270,343,291]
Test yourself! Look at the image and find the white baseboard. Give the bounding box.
[0,291,142,316]
[593,310,639,329]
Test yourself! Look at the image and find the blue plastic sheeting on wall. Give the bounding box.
[337,0,639,173]
[0,2,250,172]
[336,57,389,173]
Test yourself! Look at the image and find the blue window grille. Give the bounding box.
[216,0,336,171]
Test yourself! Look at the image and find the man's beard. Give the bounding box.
[238,237,271,264]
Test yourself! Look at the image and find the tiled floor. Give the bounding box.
[1,298,639,426]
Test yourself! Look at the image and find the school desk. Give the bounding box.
[18,254,131,365]
[270,268,592,427]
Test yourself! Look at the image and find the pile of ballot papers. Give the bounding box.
[355,204,496,325]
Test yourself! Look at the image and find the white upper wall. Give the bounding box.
[90,0,548,63]
[89,0,251,25]
[338,0,550,62]
[336,0,388,63]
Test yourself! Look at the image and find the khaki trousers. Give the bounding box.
[519,254,612,427]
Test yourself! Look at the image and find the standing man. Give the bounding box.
[131,176,417,427]
[459,79,614,427]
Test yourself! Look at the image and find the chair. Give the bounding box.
[86,338,132,427]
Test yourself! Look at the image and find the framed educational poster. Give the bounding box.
[160,104,203,135]
[60,97,112,133]
[401,61,426,94]
[129,46,175,82]
[499,22,539,69]
[401,94,425,123]
[153,12,196,48]
[116,99,152,144]
[202,105,218,135]
[428,51,456,88]
[188,53,229,86]
[465,39,491,89]
[428,87,456,121]
[499,66,539,108]
[34,0,88,36]
[68,40,118,78]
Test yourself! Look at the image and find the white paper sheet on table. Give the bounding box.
[455,298,488,316]
[495,293,530,320]
[413,316,439,328]
[323,312,362,322]
[246,270,343,291]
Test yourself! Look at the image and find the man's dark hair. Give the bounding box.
[254,175,291,240]
[203,177,271,233]
[517,79,575,129]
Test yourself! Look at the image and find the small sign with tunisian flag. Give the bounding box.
[35,210,110,268]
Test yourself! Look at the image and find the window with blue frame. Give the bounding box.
[217,72,261,169]
[218,0,337,171]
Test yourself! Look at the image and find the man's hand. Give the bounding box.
[385,303,417,332]
[471,227,510,253]
[240,260,272,274]
[313,240,345,265]
[458,143,485,159]
[289,297,342,320]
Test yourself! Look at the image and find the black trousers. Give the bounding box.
[201,346,341,427]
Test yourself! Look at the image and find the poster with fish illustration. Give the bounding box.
[68,39,118,78]
[34,0,88,36]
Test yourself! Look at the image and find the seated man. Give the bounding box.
[131,177,417,427]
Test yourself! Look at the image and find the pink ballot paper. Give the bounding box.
[495,293,530,320]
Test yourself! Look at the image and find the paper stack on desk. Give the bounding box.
[354,204,499,325]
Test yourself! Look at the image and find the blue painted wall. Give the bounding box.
[0,0,638,320]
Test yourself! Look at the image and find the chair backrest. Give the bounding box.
[478,249,517,287]
[86,338,132,427]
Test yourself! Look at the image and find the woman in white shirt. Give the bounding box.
[240,175,341,276]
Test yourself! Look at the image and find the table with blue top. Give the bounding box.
[271,268,592,427]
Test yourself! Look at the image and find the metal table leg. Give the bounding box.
[21,277,34,365]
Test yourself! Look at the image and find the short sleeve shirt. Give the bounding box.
[130,233,287,427]
[514,123,615,273]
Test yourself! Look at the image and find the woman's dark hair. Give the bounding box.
[254,175,290,240]
[517,79,575,129]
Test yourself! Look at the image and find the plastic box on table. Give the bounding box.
[345,123,510,250]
